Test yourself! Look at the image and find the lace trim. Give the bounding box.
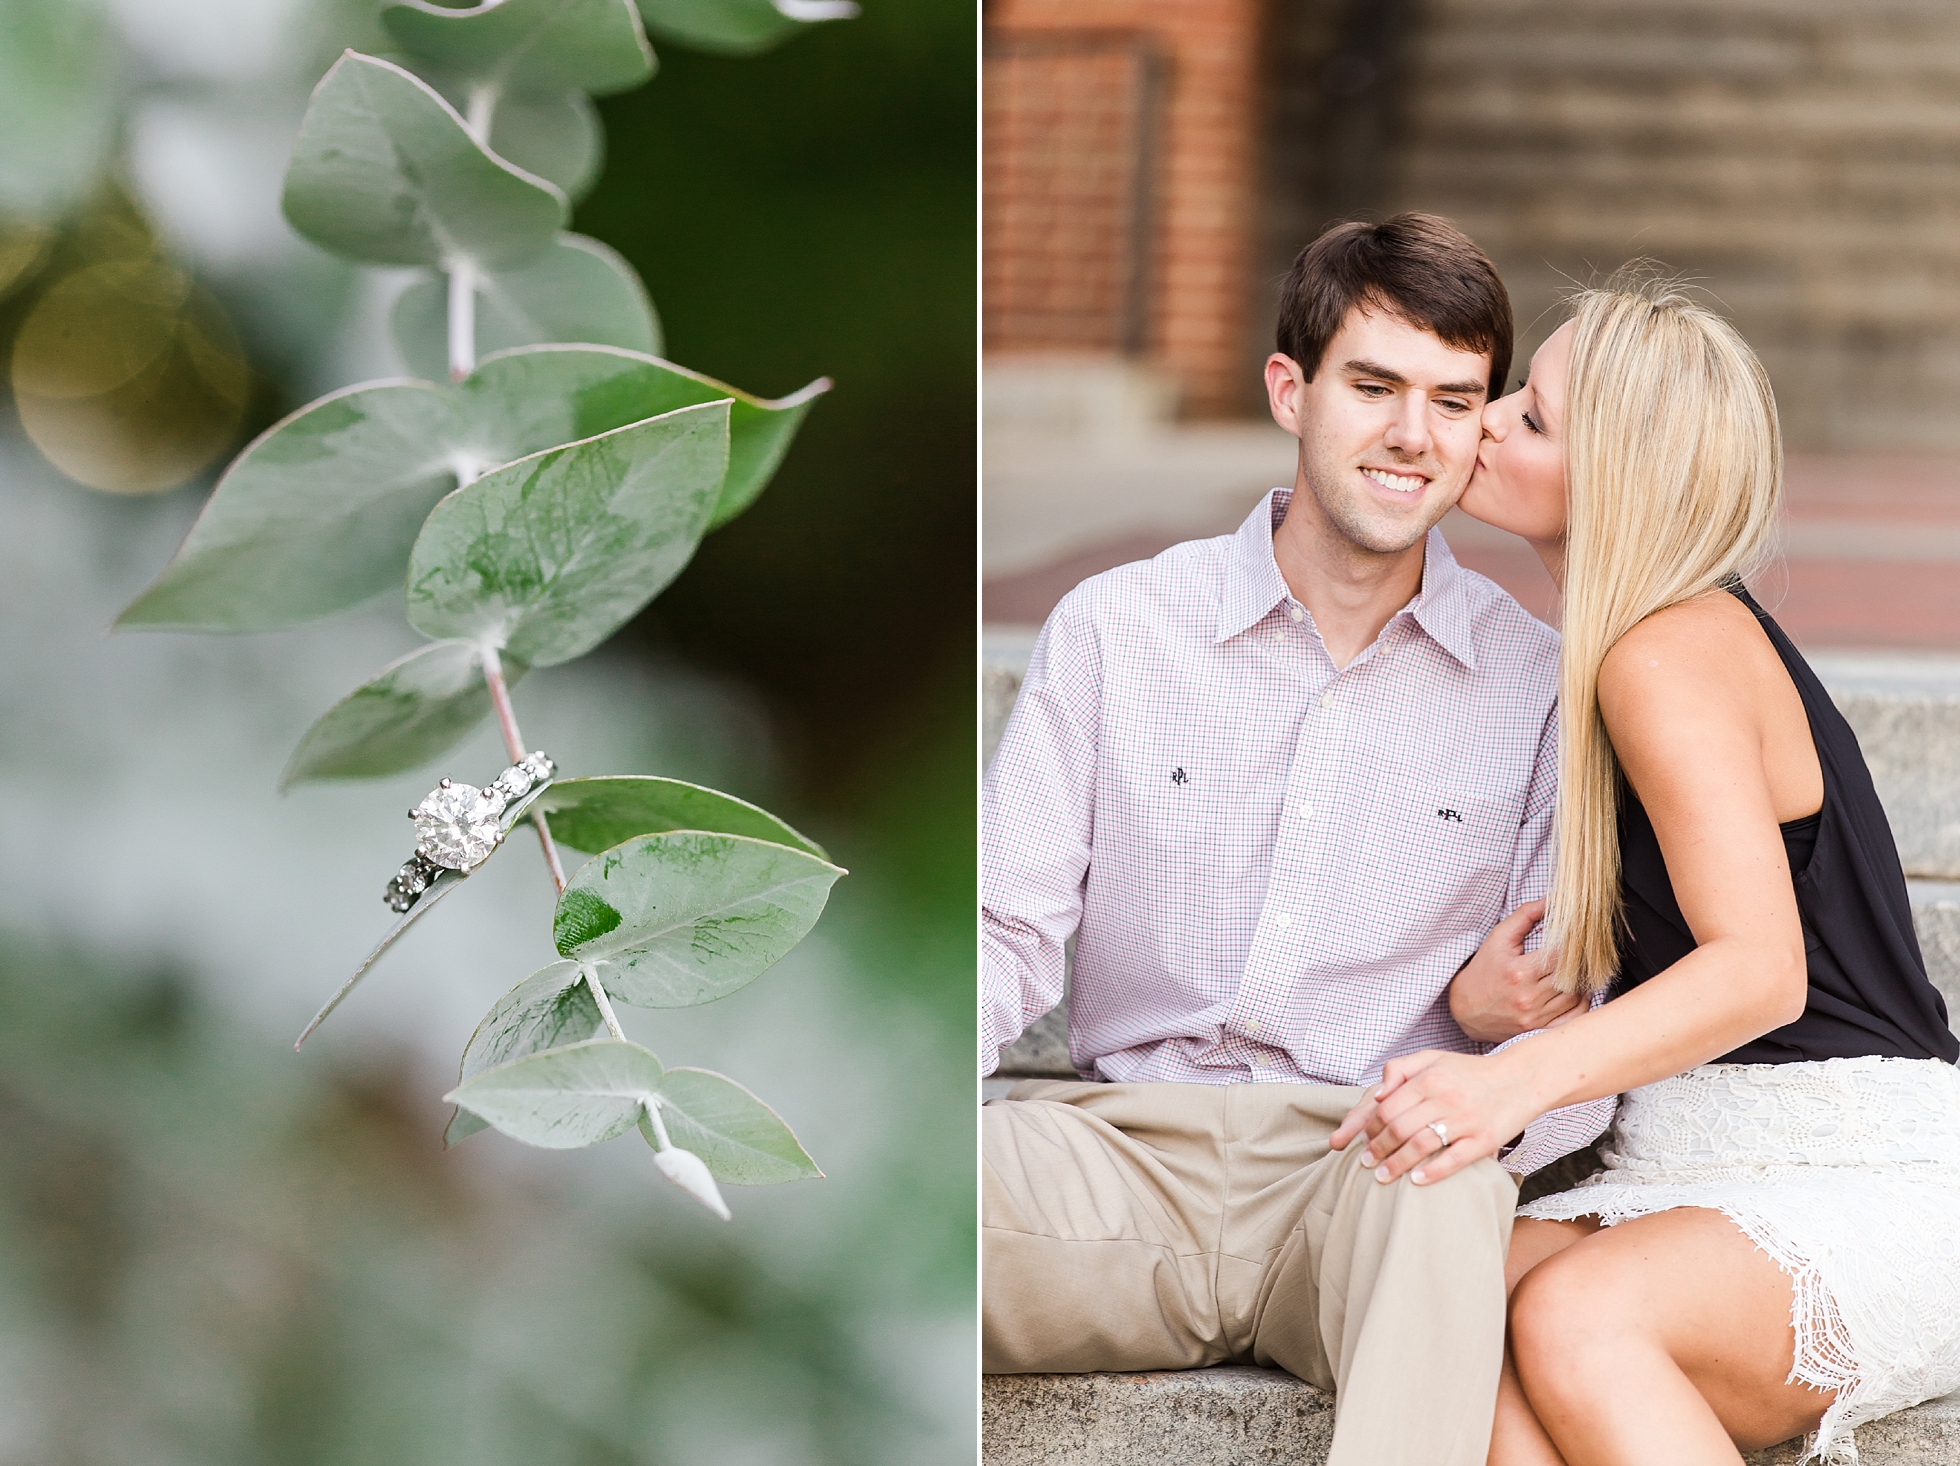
[1515,1057,1960,1465]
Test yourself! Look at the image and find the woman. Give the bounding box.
[1330,274,1960,1465]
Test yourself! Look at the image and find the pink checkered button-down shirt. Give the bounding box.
[983,489,1614,1176]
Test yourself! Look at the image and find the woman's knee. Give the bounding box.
[1509,1247,1644,1395]
[1506,1217,1598,1295]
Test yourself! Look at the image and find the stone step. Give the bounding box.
[1379,0,1960,446]
[981,1367,1960,1465]
[1815,655,1960,879]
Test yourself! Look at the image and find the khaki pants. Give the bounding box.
[983,1080,1517,1466]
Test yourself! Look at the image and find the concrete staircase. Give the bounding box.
[1386,0,1960,454]
[981,639,1960,1465]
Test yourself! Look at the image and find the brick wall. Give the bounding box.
[984,34,1161,356]
[985,0,1266,416]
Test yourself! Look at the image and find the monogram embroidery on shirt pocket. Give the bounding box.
[1348,764,1527,923]
[1413,789,1518,888]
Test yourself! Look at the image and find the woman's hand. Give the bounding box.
[1448,899,1578,1043]
[1330,1048,1545,1186]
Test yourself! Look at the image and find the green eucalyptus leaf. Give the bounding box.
[445,1036,662,1148]
[283,51,566,270]
[444,346,823,533]
[406,399,729,666]
[295,868,466,1048]
[635,0,853,57]
[0,0,121,219]
[639,1067,820,1183]
[553,888,624,951]
[488,90,603,200]
[446,960,605,1144]
[538,775,825,858]
[115,379,460,631]
[412,65,604,200]
[115,347,817,632]
[708,375,827,529]
[391,234,658,379]
[382,0,654,98]
[281,640,526,788]
[553,831,843,1006]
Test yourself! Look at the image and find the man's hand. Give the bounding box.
[1447,899,1578,1043]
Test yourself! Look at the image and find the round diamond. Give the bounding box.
[413,783,506,869]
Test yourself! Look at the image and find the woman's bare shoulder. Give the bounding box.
[1599,591,1770,743]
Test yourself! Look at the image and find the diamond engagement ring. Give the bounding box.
[1426,1120,1450,1147]
[385,751,556,911]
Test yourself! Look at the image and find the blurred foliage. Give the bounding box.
[0,933,954,1465]
[582,0,976,782]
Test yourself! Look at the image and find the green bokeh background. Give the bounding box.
[0,1,976,1461]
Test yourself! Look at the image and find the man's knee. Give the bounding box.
[1369,1152,1517,1230]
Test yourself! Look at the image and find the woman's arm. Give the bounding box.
[1335,593,1815,1182]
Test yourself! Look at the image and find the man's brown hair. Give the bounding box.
[1276,213,1513,400]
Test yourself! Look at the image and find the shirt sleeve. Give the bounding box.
[1489,996,1617,1176]
[981,597,1102,1075]
[1509,700,1559,950]
[1489,701,1619,1173]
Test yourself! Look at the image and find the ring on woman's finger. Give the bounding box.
[1426,1120,1449,1148]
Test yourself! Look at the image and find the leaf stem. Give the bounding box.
[481,645,568,894]
[465,84,497,142]
[583,965,627,1041]
[446,261,477,383]
[641,1095,674,1150]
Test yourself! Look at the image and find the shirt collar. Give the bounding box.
[1410,528,1478,670]
[1214,489,1295,643]
[1214,487,1480,670]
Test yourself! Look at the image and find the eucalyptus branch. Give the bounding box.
[582,964,626,1041]
[446,261,477,383]
[465,85,497,140]
[482,644,568,893]
[122,9,844,1205]
[641,1094,674,1150]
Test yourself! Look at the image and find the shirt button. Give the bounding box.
[1274,911,1292,929]
[1245,1019,1261,1034]
[1319,693,1334,710]
[1289,606,1306,622]
[1296,804,1312,820]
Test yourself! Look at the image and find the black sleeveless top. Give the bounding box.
[1612,584,1960,1065]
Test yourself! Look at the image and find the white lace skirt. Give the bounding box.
[1518,1055,1960,1464]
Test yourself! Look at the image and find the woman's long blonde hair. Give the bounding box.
[1547,272,1784,996]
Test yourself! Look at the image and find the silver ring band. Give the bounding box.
[386,750,556,911]
[1426,1120,1450,1147]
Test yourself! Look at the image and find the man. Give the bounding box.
[981,214,1614,1466]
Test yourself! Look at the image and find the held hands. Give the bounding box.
[1329,1049,1543,1186]
[1447,899,1579,1043]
